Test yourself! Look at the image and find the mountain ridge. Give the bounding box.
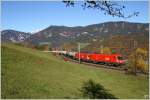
[2,21,148,35]
[25,21,148,47]
[1,21,149,48]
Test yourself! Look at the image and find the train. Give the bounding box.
[56,51,126,66]
[74,53,125,66]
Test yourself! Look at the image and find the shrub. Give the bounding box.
[34,44,50,51]
[14,43,24,47]
[80,79,117,99]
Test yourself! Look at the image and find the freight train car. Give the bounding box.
[66,51,76,58]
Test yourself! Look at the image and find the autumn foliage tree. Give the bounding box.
[103,47,111,54]
[128,48,148,74]
[136,48,148,73]
[62,42,78,51]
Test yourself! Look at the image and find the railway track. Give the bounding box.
[61,55,127,72]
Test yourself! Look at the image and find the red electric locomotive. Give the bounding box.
[74,52,125,66]
[74,53,90,61]
[88,54,125,66]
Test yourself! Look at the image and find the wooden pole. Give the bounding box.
[134,40,137,75]
[78,43,81,63]
[101,45,103,54]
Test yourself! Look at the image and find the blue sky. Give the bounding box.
[1,1,149,33]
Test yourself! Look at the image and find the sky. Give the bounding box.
[1,1,149,33]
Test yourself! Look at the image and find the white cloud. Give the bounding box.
[31,28,43,34]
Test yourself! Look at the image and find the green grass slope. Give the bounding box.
[1,43,149,99]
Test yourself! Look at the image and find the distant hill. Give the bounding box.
[24,21,148,47]
[2,21,149,50]
[1,30,31,43]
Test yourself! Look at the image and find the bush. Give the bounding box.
[34,44,50,51]
[80,79,117,99]
[14,43,24,47]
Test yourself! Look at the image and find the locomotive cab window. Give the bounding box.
[117,56,123,60]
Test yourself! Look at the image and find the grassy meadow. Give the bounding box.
[1,43,149,99]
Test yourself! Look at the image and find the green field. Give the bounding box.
[1,43,149,99]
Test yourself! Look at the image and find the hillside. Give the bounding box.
[82,34,149,57]
[1,43,149,99]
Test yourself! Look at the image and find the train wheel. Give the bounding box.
[101,62,105,65]
[105,63,110,66]
[113,64,119,67]
[94,61,98,64]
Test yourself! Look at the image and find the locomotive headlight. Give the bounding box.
[87,56,90,60]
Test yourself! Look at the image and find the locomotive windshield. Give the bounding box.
[118,56,123,60]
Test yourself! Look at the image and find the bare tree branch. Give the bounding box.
[62,0,139,18]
